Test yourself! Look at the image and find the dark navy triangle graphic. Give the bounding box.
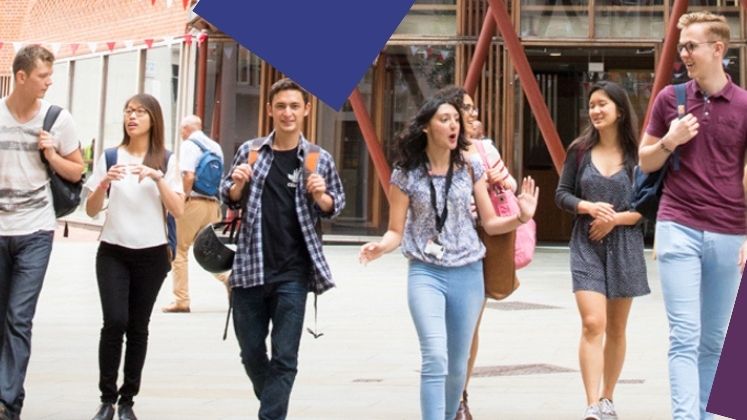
[194,0,415,110]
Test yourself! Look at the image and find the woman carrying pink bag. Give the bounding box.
[445,87,536,420]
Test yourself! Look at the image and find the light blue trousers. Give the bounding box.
[656,221,745,420]
[408,259,484,420]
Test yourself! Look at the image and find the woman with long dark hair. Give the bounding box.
[441,87,518,420]
[84,93,184,420]
[359,88,538,420]
[555,81,649,420]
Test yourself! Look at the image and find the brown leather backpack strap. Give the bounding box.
[304,143,321,173]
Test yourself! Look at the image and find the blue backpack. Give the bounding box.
[104,147,177,262]
[188,138,223,197]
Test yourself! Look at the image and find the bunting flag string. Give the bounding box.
[142,0,191,9]
[0,33,207,56]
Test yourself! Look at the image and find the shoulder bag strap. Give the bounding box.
[39,105,64,167]
[670,83,687,171]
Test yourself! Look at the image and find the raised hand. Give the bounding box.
[516,176,539,221]
[666,113,699,147]
[231,163,253,187]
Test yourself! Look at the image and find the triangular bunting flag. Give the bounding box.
[144,39,154,49]
[70,43,80,55]
[151,0,156,5]
[162,36,175,44]
[183,0,190,9]
[166,0,173,7]
[50,42,62,55]
[106,42,116,52]
[124,40,134,49]
[87,42,98,53]
[224,44,234,60]
[197,32,207,45]
[184,33,193,45]
[0,42,4,50]
[13,42,24,52]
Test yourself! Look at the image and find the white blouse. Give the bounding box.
[84,147,183,249]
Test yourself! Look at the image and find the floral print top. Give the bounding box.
[391,154,485,267]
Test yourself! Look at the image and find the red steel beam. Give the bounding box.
[464,8,497,97]
[486,0,566,174]
[349,88,391,200]
[196,34,208,121]
[641,0,688,135]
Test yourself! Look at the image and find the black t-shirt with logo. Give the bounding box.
[261,147,311,284]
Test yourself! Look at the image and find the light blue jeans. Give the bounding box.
[408,259,484,420]
[655,221,745,420]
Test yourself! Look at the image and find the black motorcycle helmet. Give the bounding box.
[193,223,237,273]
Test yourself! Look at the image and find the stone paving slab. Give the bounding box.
[15,225,733,419]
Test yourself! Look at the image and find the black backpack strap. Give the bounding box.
[104,147,118,171]
[43,105,63,132]
[39,105,64,166]
[674,83,687,118]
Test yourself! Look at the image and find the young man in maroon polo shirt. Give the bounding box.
[639,11,747,420]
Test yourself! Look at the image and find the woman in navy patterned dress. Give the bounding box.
[555,81,649,420]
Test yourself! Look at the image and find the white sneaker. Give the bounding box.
[599,398,618,420]
[583,404,602,420]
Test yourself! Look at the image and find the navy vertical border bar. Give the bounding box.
[708,268,747,418]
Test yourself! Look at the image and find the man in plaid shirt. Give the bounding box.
[220,78,345,420]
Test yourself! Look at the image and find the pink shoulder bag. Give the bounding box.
[475,141,536,269]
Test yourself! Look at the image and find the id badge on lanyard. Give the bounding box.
[423,158,454,260]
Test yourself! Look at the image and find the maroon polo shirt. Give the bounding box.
[646,79,747,235]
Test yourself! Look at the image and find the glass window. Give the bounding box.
[103,51,139,150]
[70,57,103,154]
[237,47,261,87]
[229,45,261,150]
[145,44,182,149]
[521,0,590,38]
[47,61,69,109]
[687,0,741,38]
[395,0,457,36]
[316,70,374,233]
[595,0,664,38]
[673,46,741,85]
[201,41,221,138]
[381,45,456,161]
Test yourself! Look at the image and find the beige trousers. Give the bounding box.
[171,198,222,306]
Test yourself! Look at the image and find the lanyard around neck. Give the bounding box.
[426,155,454,234]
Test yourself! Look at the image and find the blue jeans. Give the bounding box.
[408,260,484,420]
[656,221,745,420]
[0,230,54,416]
[232,280,308,420]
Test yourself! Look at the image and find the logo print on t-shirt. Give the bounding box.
[287,168,301,189]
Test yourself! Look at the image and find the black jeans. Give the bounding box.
[96,242,169,406]
[232,280,308,420]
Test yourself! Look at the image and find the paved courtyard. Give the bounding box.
[16,224,734,419]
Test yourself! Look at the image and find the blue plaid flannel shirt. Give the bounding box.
[219,134,345,294]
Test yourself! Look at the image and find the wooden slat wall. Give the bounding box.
[0,76,11,97]
[457,0,507,167]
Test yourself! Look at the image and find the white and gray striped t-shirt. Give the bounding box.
[0,98,78,235]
